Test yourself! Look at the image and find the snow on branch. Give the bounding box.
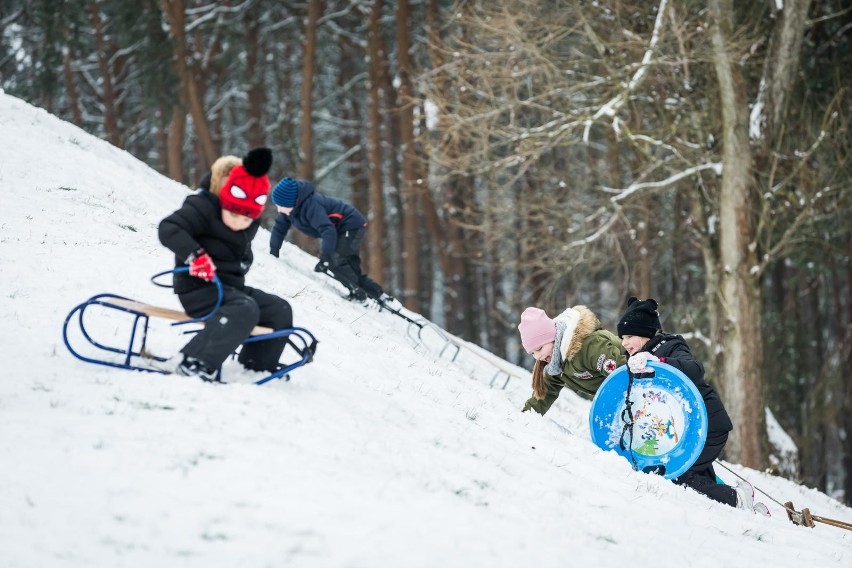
[567,206,621,248]
[582,0,669,143]
[565,160,720,249]
[608,162,722,203]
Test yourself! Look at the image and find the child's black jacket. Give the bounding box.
[645,333,733,435]
[159,191,259,294]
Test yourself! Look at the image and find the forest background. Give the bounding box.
[1,0,849,503]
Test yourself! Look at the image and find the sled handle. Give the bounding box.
[149,267,223,326]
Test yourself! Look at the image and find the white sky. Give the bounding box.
[1,90,850,567]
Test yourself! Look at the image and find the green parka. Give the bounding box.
[523,305,626,414]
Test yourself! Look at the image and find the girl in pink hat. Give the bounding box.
[518,305,626,414]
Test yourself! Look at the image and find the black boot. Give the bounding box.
[176,356,220,383]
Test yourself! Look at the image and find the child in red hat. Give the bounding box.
[158,148,293,381]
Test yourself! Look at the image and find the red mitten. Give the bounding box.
[188,250,217,282]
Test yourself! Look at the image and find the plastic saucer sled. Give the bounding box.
[589,361,708,480]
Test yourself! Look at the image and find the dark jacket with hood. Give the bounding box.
[269,180,366,257]
[159,157,260,295]
[643,333,733,436]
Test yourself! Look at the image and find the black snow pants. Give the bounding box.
[177,284,293,372]
[672,429,737,507]
[331,227,383,299]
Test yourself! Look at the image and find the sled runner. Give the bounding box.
[589,361,708,479]
[315,261,523,390]
[62,268,318,385]
[315,263,465,358]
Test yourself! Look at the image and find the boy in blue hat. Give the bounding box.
[269,177,388,303]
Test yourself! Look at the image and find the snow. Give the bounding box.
[766,408,799,478]
[1,90,851,567]
[750,79,766,140]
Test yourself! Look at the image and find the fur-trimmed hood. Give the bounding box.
[208,155,242,196]
[554,305,601,361]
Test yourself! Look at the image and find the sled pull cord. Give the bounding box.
[714,460,852,531]
[618,371,639,471]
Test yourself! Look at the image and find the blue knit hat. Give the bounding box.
[272,177,299,207]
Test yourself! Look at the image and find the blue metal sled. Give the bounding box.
[62,268,318,385]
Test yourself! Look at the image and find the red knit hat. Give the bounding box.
[218,148,272,219]
[518,307,557,353]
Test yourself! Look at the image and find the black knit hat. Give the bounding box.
[617,297,661,338]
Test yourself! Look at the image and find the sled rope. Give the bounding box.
[714,460,852,531]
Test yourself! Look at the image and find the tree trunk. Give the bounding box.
[396,0,420,312]
[423,0,462,323]
[61,43,83,128]
[708,0,767,468]
[336,37,370,267]
[245,5,265,149]
[165,103,186,183]
[762,0,812,141]
[88,1,120,146]
[288,0,323,255]
[840,248,852,502]
[376,23,403,294]
[366,0,387,281]
[298,0,323,179]
[160,0,217,171]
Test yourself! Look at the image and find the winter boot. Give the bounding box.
[176,356,220,383]
[734,479,755,512]
[376,292,402,310]
[346,287,368,303]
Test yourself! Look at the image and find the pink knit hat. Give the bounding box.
[518,307,556,353]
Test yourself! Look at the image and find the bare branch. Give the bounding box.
[608,162,723,203]
[582,0,670,143]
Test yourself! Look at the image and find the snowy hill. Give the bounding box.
[1,91,850,567]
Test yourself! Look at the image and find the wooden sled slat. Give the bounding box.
[107,298,274,336]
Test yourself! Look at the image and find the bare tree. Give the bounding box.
[365,0,387,280]
[298,0,323,179]
[160,0,218,173]
[396,0,420,311]
[417,0,848,469]
[706,0,766,466]
[88,1,122,147]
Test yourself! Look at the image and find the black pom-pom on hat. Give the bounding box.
[626,296,657,311]
[243,147,273,177]
[617,296,661,338]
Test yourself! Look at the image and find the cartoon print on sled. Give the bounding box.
[630,388,683,456]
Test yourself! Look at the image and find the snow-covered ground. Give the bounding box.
[1,91,849,567]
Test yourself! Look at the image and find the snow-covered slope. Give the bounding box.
[1,91,849,567]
